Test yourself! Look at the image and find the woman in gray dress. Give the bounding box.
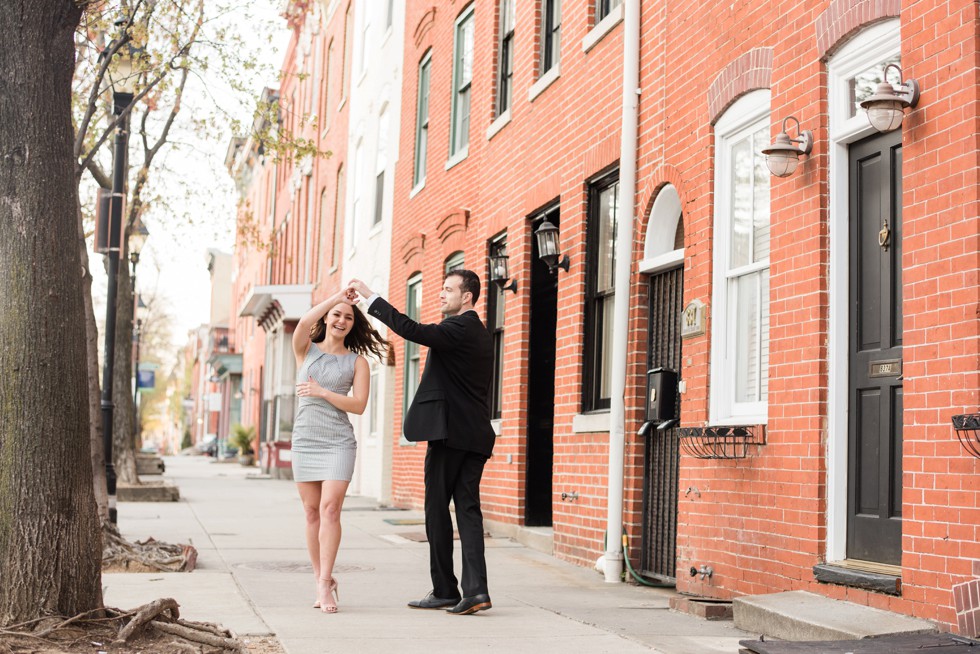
[292,288,388,613]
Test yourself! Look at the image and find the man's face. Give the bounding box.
[439,275,469,317]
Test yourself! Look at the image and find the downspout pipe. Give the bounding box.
[604,0,640,584]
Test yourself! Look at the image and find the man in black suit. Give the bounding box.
[348,270,495,615]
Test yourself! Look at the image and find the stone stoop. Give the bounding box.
[670,596,734,620]
[136,455,165,475]
[484,517,554,555]
[734,590,936,642]
[117,480,180,502]
[514,526,554,555]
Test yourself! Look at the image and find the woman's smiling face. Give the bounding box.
[326,304,355,337]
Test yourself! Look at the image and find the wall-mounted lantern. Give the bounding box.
[488,249,517,293]
[761,116,813,178]
[860,63,920,133]
[534,218,570,273]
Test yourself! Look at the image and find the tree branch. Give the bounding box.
[75,67,167,178]
[84,159,112,189]
[73,4,144,160]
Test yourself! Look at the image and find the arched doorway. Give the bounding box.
[638,184,684,581]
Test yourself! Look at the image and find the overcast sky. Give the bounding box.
[89,1,290,359]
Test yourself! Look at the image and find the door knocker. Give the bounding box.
[878,219,891,251]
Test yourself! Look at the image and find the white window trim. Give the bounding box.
[582,2,623,53]
[825,18,900,564]
[529,62,561,102]
[709,90,770,426]
[487,108,512,141]
[449,6,475,158]
[638,249,683,275]
[445,147,469,170]
[413,53,432,191]
[573,411,610,433]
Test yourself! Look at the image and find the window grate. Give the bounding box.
[952,413,980,459]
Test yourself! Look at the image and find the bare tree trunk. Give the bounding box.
[79,204,109,521]
[0,1,103,625]
[113,249,140,485]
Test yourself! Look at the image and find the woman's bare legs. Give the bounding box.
[316,480,350,612]
[297,481,324,607]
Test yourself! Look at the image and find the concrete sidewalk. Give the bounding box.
[104,456,754,654]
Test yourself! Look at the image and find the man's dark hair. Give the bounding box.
[446,268,481,305]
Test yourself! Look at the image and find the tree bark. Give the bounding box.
[79,203,108,521]
[113,245,139,485]
[0,1,103,625]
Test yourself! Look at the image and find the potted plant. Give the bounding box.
[230,424,256,467]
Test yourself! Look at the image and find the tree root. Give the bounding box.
[113,598,242,652]
[115,597,179,642]
[102,521,198,572]
[2,599,245,652]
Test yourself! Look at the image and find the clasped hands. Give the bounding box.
[341,278,373,304]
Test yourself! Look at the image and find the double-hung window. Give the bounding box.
[413,53,431,188]
[487,237,507,419]
[450,7,474,158]
[710,91,771,424]
[374,108,389,227]
[584,173,619,412]
[403,274,423,438]
[330,165,344,270]
[496,0,515,118]
[541,0,561,75]
[596,0,622,22]
[341,5,353,102]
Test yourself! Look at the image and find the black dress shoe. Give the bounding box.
[408,591,461,610]
[447,594,492,615]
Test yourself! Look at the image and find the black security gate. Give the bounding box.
[640,266,683,581]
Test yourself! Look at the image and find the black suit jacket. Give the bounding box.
[368,297,496,457]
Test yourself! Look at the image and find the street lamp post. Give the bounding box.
[100,42,137,524]
[130,224,148,443]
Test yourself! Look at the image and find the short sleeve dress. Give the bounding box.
[291,346,359,482]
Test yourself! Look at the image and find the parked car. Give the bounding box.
[196,436,218,457]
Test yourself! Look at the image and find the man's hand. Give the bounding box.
[347,278,374,299]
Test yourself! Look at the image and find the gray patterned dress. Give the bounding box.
[292,346,358,482]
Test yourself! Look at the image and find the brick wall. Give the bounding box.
[384,0,979,632]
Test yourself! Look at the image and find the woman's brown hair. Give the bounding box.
[310,305,393,364]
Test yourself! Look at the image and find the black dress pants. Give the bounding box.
[424,440,489,599]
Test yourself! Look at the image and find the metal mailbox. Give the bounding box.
[646,368,678,423]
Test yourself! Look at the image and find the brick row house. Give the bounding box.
[225,0,980,635]
[227,0,405,496]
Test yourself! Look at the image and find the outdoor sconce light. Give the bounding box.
[488,250,518,293]
[859,63,920,133]
[761,116,813,178]
[534,218,570,273]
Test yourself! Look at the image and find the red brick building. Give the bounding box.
[229,1,354,475]
[386,0,979,634]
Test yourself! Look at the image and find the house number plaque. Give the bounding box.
[869,358,902,378]
[681,300,705,339]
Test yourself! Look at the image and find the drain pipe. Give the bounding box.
[604,0,640,584]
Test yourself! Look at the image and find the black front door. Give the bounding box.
[847,130,903,565]
[526,209,558,526]
[640,266,682,581]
